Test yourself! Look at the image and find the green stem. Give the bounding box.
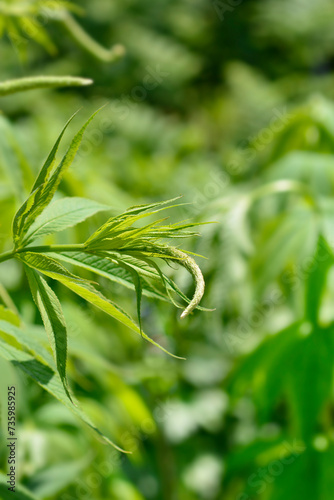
[0,250,15,264]
[163,247,205,319]
[90,246,205,317]
[0,244,85,264]
[0,76,93,97]
[0,244,204,318]
[58,12,125,62]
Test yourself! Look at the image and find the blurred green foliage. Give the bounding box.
[1,0,334,499]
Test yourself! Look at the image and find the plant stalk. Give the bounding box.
[164,247,205,318]
[0,76,93,97]
[58,12,125,62]
[0,244,205,318]
[0,244,85,264]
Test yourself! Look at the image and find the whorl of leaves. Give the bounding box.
[0,111,208,450]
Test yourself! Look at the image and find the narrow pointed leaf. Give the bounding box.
[23,197,110,244]
[117,261,143,333]
[16,252,84,282]
[13,111,99,246]
[0,319,54,367]
[25,267,70,398]
[18,252,184,358]
[31,112,78,192]
[54,251,168,301]
[305,236,333,325]
[125,197,182,216]
[18,17,57,54]
[85,197,182,246]
[0,336,127,451]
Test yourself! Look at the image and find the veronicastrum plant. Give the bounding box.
[0,77,207,451]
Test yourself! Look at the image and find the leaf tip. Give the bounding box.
[82,78,94,86]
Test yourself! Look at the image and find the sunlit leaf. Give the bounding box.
[19,252,184,358]
[25,267,70,398]
[0,335,126,451]
[13,111,98,247]
[23,197,110,245]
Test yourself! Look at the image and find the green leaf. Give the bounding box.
[0,319,54,368]
[125,197,182,216]
[266,151,334,197]
[54,251,169,301]
[228,323,302,424]
[18,17,57,54]
[320,445,334,499]
[57,250,209,315]
[31,112,78,193]
[320,198,334,256]
[269,449,317,500]
[268,444,334,500]
[117,260,143,334]
[17,252,84,283]
[55,276,179,358]
[0,337,127,451]
[85,196,182,247]
[25,267,70,398]
[13,111,99,247]
[26,458,89,498]
[225,437,291,477]
[23,197,110,245]
[228,321,334,441]
[18,252,183,359]
[304,236,333,325]
[285,325,334,441]
[252,206,317,293]
[0,304,20,326]
[12,112,77,243]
